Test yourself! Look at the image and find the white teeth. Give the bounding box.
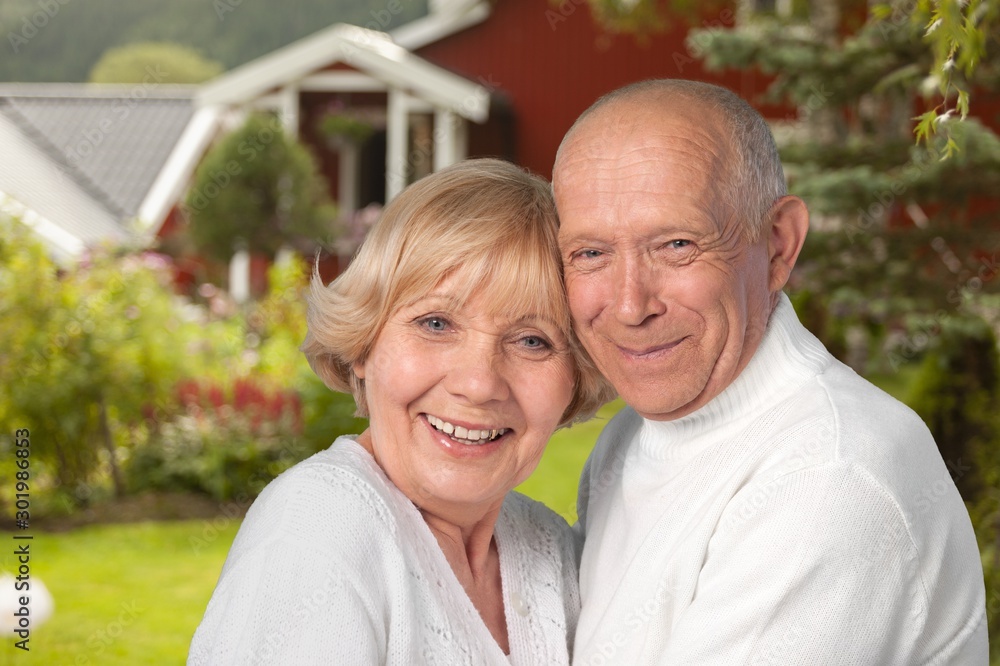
[427,415,507,444]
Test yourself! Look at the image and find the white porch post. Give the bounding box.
[455,115,468,162]
[278,85,300,138]
[433,109,458,170]
[229,247,250,304]
[386,88,409,201]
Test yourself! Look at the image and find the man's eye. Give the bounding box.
[669,239,692,249]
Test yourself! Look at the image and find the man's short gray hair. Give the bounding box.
[562,79,787,241]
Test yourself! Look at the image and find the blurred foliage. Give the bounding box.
[0,0,425,82]
[0,220,365,510]
[185,113,337,263]
[908,317,998,503]
[0,219,194,496]
[126,394,307,501]
[300,370,368,453]
[88,41,224,84]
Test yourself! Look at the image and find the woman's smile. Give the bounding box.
[424,413,510,445]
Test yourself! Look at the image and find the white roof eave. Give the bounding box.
[340,30,488,122]
[135,105,223,238]
[392,1,491,51]
[197,9,491,122]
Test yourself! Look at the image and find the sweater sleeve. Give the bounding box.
[658,462,930,666]
[188,470,389,665]
[188,544,383,665]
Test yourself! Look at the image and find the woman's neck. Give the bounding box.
[422,507,510,654]
[354,430,511,652]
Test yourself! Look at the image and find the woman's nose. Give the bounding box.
[443,347,511,405]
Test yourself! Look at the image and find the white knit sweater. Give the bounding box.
[189,437,580,665]
[574,295,988,665]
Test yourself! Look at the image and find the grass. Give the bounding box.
[0,400,624,664]
[0,521,239,665]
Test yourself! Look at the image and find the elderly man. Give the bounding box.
[553,79,988,664]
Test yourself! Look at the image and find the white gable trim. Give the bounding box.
[136,105,222,239]
[198,18,490,122]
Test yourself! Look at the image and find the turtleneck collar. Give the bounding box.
[636,293,832,461]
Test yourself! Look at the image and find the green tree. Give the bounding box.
[185,113,337,264]
[88,41,224,84]
[579,0,997,143]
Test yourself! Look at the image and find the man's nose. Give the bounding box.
[613,259,666,326]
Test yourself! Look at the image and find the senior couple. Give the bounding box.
[190,80,988,664]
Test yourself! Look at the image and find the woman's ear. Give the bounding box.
[352,359,366,380]
[766,195,809,293]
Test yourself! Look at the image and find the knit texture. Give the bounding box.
[189,437,580,665]
[574,294,988,665]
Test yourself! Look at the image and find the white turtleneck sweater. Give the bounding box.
[574,294,988,665]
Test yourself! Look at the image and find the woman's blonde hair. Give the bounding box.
[301,158,613,426]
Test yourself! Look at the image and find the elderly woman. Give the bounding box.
[188,159,611,664]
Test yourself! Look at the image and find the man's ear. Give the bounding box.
[766,195,809,293]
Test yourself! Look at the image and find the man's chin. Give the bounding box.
[616,386,701,422]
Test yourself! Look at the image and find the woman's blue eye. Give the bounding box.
[422,317,448,331]
[581,249,603,259]
[521,335,549,349]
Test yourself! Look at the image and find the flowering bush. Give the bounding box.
[1,219,365,510]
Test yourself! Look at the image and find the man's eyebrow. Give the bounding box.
[557,231,602,246]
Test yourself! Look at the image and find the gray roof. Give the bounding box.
[0,110,127,261]
[0,84,197,219]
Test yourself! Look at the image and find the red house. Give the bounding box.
[193,0,773,273]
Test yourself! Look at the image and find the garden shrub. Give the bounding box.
[126,379,307,501]
[299,369,369,455]
[0,219,196,496]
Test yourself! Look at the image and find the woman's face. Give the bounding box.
[354,272,575,518]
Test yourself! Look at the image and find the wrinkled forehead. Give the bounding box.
[558,116,733,225]
[557,100,730,178]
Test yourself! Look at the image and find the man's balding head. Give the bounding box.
[556,79,787,243]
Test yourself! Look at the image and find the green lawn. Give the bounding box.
[0,400,624,664]
[0,521,239,665]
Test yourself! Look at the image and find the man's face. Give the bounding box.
[553,103,774,421]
